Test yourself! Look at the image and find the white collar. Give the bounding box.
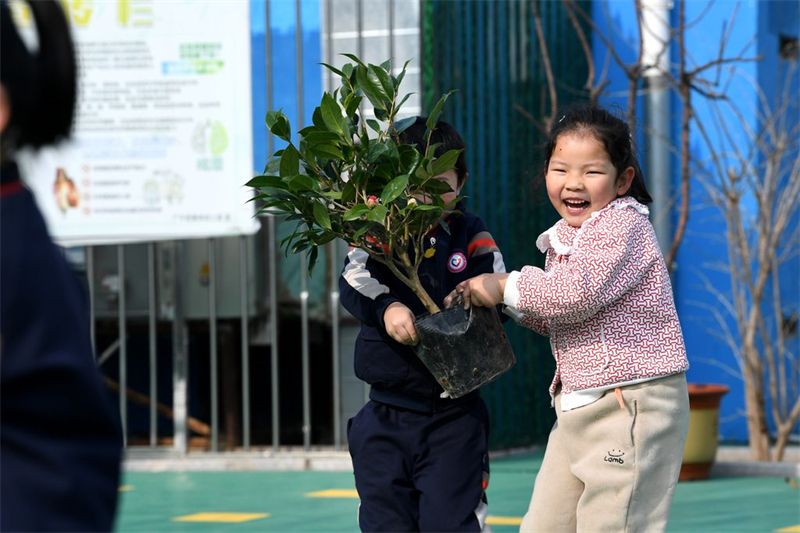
[535,197,650,254]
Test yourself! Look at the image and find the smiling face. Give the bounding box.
[545,131,634,227]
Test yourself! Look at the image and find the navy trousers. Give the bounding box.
[348,398,490,532]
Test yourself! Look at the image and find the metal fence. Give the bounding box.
[85,0,422,457]
[89,0,588,456]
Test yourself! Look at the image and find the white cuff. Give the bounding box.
[503,270,521,309]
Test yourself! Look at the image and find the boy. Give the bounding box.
[339,117,505,532]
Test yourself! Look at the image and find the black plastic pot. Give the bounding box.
[414,304,516,398]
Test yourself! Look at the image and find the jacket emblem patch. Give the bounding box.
[447,252,467,273]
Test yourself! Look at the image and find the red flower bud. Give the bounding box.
[366,195,378,208]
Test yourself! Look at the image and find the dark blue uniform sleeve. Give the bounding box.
[464,215,506,277]
[1,184,123,532]
[339,247,400,329]
[463,215,509,320]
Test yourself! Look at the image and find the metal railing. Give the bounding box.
[84,0,419,458]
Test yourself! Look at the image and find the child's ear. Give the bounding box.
[616,166,635,195]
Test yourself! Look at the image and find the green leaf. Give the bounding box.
[280,145,300,177]
[396,93,412,111]
[393,116,416,135]
[313,201,332,230]
[309,144,344,160]
[341,53,366,67]
[381,174,409,204]
[288,174,316,192]
[410,204,442,212]
[307,247,319,274]
[397,145,420,174]
[367,119,382,133]
[367,205,388,225]
[344,204,370,221]
[266,110,291,141]
[356,65,388,111]
[424,142,442,161]
[246,175,286,189]
[426,90,455,130]
[374,107,389,121]
[394,59,412,90]
[312,107,325,129]
[344,94,363,118]
[420,178,453,195]
[291,238,312,254]
[342,182,356,203]
[340,83,352,102]
[430,149,462,176]
[321,190,343,200]
[350,224,369,243]
[366,142,391,163]
[313,232,337,245]
[370,63,395,100]
[302,130,340,144]
[341,63,355,88]
[263,156,281,175]
[320,62,345,77]
[321,92,344,133]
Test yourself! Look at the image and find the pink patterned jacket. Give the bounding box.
[504,197,689,396]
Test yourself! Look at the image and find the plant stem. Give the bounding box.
[371,251,441,315]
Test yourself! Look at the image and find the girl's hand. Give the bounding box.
[445,273,509,309]
[383,302,419,345]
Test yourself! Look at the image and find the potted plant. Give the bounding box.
[246,55,515,398]
[680,384,729,480]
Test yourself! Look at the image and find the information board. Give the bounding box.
[14,0,258,245]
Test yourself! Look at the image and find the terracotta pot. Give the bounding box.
[679,383,730,481]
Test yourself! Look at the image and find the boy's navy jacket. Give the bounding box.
[339,205,506,413]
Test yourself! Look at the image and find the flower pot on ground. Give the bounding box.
[680,383,730,481]
[247,55,515,395]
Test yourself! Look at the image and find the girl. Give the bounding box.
[445,105,689,533]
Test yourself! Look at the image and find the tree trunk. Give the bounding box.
[744,365,771,460]
[408,269,441,315]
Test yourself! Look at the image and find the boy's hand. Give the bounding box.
[383,302,419,346]
[444,273,509,309]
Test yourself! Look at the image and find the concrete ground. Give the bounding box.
[117,448,800,532]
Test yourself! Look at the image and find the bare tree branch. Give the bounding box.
[532,0,557,132]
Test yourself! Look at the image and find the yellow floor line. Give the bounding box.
[776,526,800,533]
[487,515,523,526]
[118,484,134,492]
[306,489,359,498]
[173,512,270,523]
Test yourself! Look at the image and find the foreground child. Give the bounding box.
[447,105,689,533]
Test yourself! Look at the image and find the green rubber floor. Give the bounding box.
[116,452,800,532]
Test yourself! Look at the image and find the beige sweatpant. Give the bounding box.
[520,373,689,533]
